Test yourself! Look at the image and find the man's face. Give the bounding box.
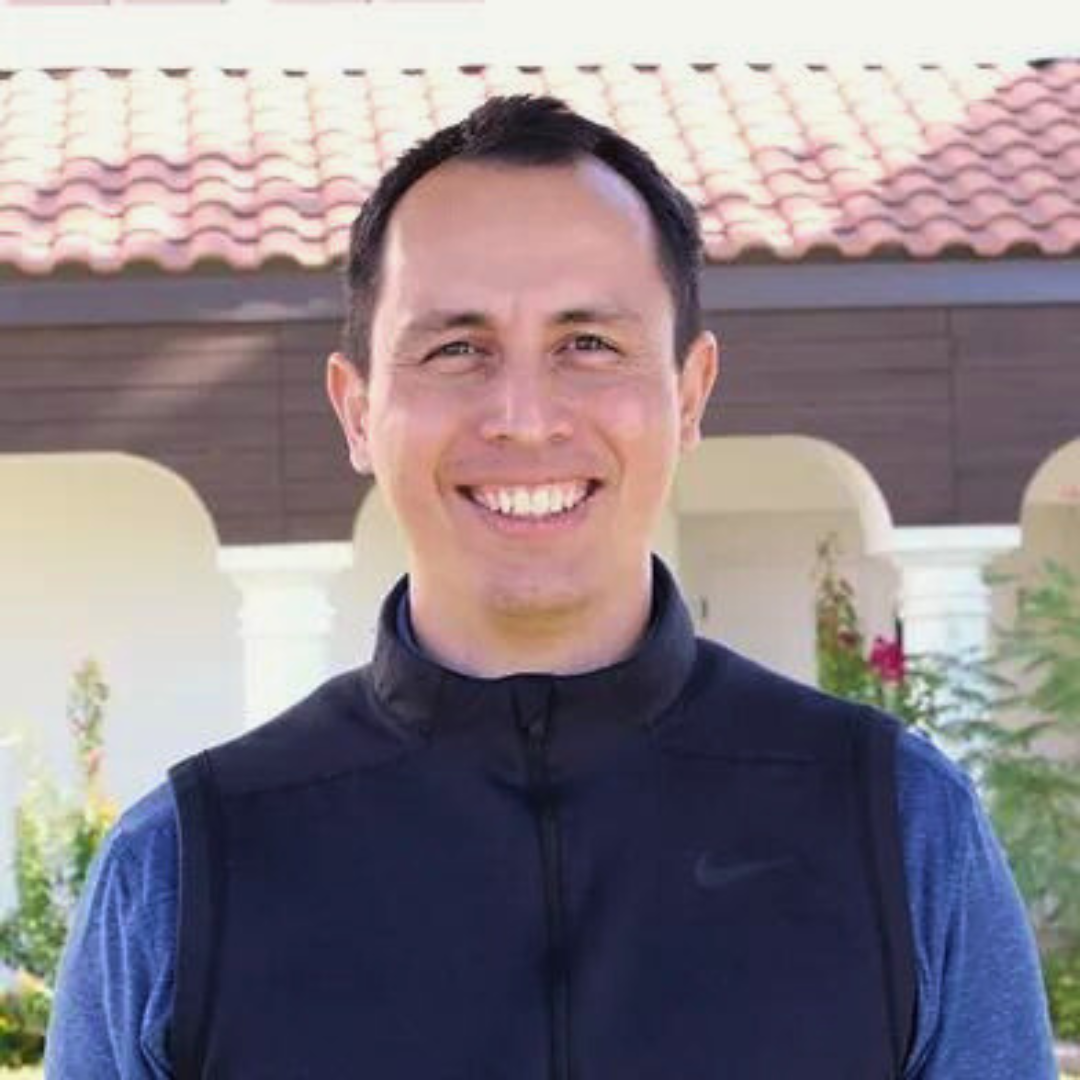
[327,156,717,626]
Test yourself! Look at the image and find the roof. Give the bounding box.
[1,61,1079,276]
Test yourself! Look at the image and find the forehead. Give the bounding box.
[374,157,670,320]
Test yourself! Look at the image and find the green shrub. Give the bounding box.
[1046,948,1080,1042]
[0,977,49,1069]
[981,559,1080,955]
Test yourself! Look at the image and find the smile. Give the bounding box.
[458,479,602,522]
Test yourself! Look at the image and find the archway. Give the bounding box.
[671,435,895,682]
[0,451,242,903]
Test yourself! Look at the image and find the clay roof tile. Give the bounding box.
[0,61,1075,274]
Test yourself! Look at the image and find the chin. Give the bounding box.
[480,572,591,621]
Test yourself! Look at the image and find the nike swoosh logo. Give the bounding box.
[693,852,796,891]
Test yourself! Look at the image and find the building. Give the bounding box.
[1,15,1078,886]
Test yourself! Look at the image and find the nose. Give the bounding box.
[478,360,573,445]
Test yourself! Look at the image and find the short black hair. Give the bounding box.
[340,94,704,376]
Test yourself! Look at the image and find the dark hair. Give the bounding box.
[339,94,704,376]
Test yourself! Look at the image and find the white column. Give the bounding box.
[218,543,354,728]
[891,525,1020,660]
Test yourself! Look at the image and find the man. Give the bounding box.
[46,95,1055,1078]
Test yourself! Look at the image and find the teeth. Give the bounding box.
[470,481,590,518]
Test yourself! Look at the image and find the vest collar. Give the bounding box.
[368,554,699,737]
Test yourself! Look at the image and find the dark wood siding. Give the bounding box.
[2,304,1077,543]
[950,307,1080,521]
[705,308,957,523]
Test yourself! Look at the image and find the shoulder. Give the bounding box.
[97,780,179,910]
[894,725,1038,933]
[893,728,982,883]
[678,637,893,761]
[116,779,177,840]
[892,727,987,954]
[176,668,418,797]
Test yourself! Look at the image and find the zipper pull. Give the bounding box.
[512,677,554,750]
[519,712,548,746]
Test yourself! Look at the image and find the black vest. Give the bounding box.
[167,557,916,1079]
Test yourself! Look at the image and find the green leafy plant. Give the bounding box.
[0,660,117,1065]
[0,975,49,1069]
[979,559,1080,956]
[1046,949,1080,1042]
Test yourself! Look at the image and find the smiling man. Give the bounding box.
[327,152,715,677]
[46,96,1055,1079]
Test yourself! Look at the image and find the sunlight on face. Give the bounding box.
[336,157,716,639]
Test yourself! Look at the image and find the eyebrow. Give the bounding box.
[393,305,642,351]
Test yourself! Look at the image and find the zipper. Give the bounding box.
[516,684,572,1080]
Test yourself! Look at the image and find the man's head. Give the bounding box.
[326,94,719,672]
[339,95,705,377]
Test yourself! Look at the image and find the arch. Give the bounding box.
[670,435,897,683]
[1021,438,1080,510]
[0,450,242,808]
[1016,438,1080,572]
[993,437,1080,593]
[673,435,894,553]
[982,438,1080,759]
[2,449,223,551]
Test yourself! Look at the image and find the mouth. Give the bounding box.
[455,478,603,532]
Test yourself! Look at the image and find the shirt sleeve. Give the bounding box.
[44,783,178,1080]
[897,730,1058,1079]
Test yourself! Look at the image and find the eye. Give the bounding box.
[565,333,617,354]
[427,340,479,360]
[420,340,488,373]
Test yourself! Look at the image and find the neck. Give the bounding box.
[407,560,654,678]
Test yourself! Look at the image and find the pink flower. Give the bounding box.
[869,635,906,684]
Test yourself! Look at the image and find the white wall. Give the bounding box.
[0,453,244,815]
[326,486,408,672]
[678,510,899,683]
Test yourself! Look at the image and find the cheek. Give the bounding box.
[605,394,683,516]
[597,383,681,461]
[366,398,451,501]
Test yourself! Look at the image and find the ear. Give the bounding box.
[326,352,373,476]
[677,330,720,452]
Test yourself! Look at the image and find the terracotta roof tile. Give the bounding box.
[1046,215,1080,253]
[1,61,1078,275]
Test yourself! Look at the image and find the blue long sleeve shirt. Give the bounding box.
[44,606,1058,1077]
